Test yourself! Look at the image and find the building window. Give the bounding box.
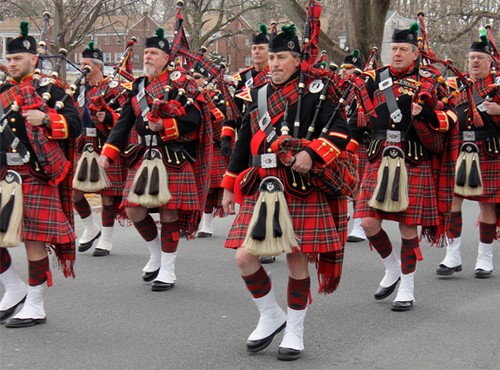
[245,36,251,46]
[116,36,122,45]
[227,55,231,65]
[114,52,122,62]
[104,53,112,63]
[244,56,251,66]
[133,55,139,63]
[104,35,110,45]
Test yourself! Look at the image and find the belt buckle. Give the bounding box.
[378,77,393,91]
[6,152,24,166]
[260,153,277,168]
[463,131,476,142]
[390,109,403,123]
[386,130,401,143]
[85,127,97,137]
[143,135,158,147]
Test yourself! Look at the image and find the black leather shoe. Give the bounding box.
[475,269,492,279]
[151,281,175,291]
[197,231,212,238]
[92,248,110,257]
[5,317,46,328]
[391,300,413,312]
[0,295,26,324]
[374,278,400,300]
[259,256,276,264]
[436,264,462,276]
[78,231,101,252]
[277,347,302,361]
[246,322,286,353]
[142,268,160,282]
[347,235,365,243]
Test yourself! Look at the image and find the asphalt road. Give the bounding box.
[1,200,499,369]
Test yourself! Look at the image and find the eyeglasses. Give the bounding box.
[468,55,490,61]
[340,64,355,70]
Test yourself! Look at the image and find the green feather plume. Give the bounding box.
[409,22,419,34]
[155,28,165,40]
[352,49,360,58]
[479,27,489,44]
[281,24,297,39]
[259,24,268,35]
[88,41,95,51]
[20,21,29,38]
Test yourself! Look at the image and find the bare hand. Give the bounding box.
[22,109,45,126]
[148,119,163,132]
[291,150,313,174]
[96,111,106,123]
[97,155,111,170]
[411,103,423,116]
[222,189,236,215]
[484,101,500,116]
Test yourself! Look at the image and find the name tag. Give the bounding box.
[86,127,97,137]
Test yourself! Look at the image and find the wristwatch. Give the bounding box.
[42,114,50,126]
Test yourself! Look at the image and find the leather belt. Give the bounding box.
[458,131,495,141]
[372,130,405,142]
[251,154,280,168]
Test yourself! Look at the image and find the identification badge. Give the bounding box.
[86,127,97,137]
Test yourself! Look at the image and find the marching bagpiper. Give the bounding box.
[221,15,352,359]
[98,28,209,292]
[353,23,458,311]
[72,41,133,256]
[0,22,81,327]
[436,27,500,279]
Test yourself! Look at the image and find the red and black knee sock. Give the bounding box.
[132,214,158,242]
[242,266,271,299]
[401,237,422,274]
[101,205,115,228]
[28,256,52,287]
[479,222,496,244]
[161,220,180,253]
[366,229,393,259]
[447,211,462,239]
[74,197,92,219]
[0,248,11,273]
[204,192,217,214]
[288,276,310,310]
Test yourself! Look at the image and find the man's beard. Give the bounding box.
[144,64,157,77]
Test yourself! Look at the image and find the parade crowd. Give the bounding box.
[0,1,499,362]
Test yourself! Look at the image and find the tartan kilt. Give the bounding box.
[459,140,500,203]
[356,145,368,181]
[353,150,439,226]
[16,165,76,244]
[121,158,200,211]
[225,168,343,253]
[210,144,229,189]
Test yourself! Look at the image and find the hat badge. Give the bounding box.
[23,40,31,49]
[93,52,98,58]
[159,40,165,48]
[287,41,295,50]
[408,34,414,40]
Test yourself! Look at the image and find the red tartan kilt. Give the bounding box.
[356,145,368,181]
[225,169,343,253]
[209,145,229,189]
[353,151,439,226]
[15,165,76,244]
[121,158,200,210]
[459,140,500,203]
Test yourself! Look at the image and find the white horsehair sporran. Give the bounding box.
[369,145,409,213]
[128,148,171,208]
[454,142,483,197]
[73,143,111,192]
[243,176,298,256]
[0,170,23,247]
